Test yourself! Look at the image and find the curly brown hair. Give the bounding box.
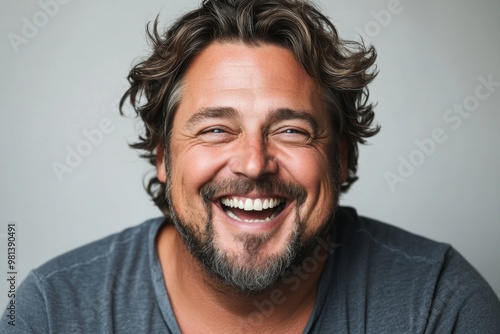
[120,0,379,217]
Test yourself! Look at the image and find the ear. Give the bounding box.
[156,144,167,183]
[339,137,349,184]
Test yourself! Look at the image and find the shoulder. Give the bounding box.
[2,217,166,333]
[326,207,500,332]
[33,216,164,282]
[336,206,451,264]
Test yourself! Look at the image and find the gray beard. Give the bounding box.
[166,178,336,294]
[164,134,341,293]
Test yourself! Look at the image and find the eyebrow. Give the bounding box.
[267,108,319,134]
[185,107,238,129]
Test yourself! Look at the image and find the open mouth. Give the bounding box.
[219,197,286,223]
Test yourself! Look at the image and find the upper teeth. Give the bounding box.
[221,197,283,211]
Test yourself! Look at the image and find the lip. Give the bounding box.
[212,194,295,232]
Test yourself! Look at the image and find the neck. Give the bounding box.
[157,223,332,333]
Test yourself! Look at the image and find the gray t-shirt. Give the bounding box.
[2,207,500,333]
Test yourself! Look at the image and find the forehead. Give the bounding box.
[175,41,326,123]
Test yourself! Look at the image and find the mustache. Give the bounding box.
[200,177,307,206]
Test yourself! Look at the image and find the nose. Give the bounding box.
[229,136,278,179]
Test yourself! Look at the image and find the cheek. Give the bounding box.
[278,147,337,223]
[280,147,335,190]
[169,143,229,202]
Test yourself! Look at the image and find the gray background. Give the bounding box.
[1,0,499,310]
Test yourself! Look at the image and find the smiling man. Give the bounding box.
[3,0,500,333]
[158,42,338,295]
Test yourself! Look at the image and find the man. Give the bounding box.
[3,0,499,333]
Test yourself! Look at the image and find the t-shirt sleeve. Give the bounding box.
[424,248,500,333]
[1,271,49,333]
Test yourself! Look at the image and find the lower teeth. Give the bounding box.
[225,210,276,223]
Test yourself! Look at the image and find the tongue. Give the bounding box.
[228,208,276,221]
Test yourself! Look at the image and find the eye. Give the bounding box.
[283,129,301,134]
[197,127,236,143]
[274,127,312,144]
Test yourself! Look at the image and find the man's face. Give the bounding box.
[158,42,341,292]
